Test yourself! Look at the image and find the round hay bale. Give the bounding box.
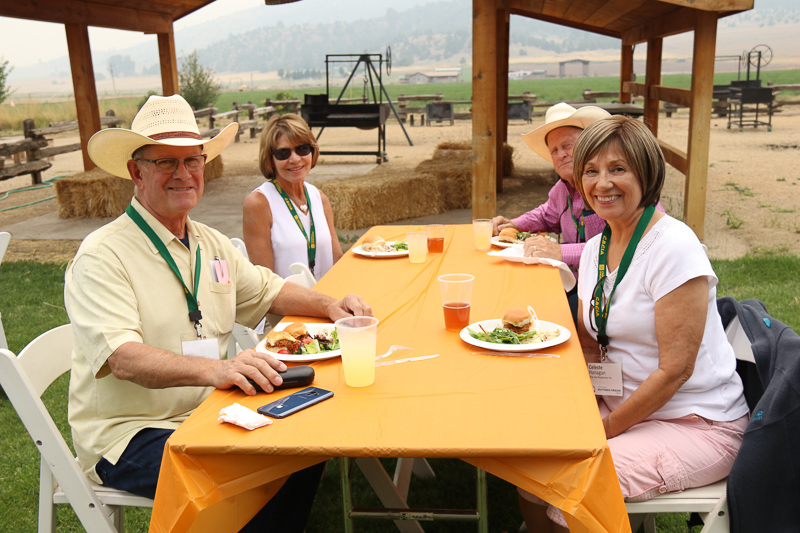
[54,167,133,219]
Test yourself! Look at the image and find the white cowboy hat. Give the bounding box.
[521,102,611,163]
[87,94,239,179]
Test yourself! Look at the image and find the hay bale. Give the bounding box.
[55,168,133,219]
[317,167,443,230]
[204,155,224,182]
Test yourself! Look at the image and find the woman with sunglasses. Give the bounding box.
[517,116,748,532]
[243,113,342,279]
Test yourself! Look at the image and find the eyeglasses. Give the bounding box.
[136,155,207,173]
[273,144,313,161]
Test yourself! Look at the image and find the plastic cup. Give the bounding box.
[335,316,379,387]
[407,231,428,263]
[426,224,445,253]
[472,219,493,251]
[438,273,474,331]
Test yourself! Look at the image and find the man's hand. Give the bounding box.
[326,294,373,322]
[491,216,517,236]
[213,350,288,395]
[523,234,562,261]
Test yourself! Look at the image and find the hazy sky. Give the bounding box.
[0,0,440,69]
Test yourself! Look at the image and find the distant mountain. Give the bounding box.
[9,0,799,82]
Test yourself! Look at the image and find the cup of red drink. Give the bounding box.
[438,273,474,331]
[426,224,445,253]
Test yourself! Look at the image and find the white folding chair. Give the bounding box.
[625,317,755,532]
[0,231,10,350]
[0,324,152,533]
[228,262,319,357]
[264,262,318,331]
[230,237,249,260]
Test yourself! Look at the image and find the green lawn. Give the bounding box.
[1,253,798,532]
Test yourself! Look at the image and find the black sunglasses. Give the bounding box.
[273,144,313,161]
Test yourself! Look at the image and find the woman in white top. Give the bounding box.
[518,116,749,531]
[243,113,342,279]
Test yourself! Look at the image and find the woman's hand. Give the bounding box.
[523,235,562,261]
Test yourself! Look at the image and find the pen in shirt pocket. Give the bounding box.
[212,256,231,284]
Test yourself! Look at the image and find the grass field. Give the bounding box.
[1,252,798,532]
[2,68,798,134]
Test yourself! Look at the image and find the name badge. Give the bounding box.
[588,362,623,396]
[181,333,220,360]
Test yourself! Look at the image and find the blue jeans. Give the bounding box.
[96,428,325,532]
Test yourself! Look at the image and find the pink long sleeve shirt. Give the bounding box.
[511,180,606,282]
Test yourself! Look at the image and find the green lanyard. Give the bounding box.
[272,180,316,272]
[126,204,204,337]
[592,205,655,360]
[566,194,586,242]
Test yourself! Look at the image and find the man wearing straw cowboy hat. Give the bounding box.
[64,94,371,531]
[492,102,611,322]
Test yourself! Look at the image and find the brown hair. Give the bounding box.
[258,113,319,179]
[572,116,665,208]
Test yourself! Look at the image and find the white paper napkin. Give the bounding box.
[488,245,577,292]
[218,402,273,430]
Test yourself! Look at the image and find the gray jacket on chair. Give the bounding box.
[718,297,800,533]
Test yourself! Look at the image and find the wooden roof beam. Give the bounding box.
[659,0,752,11]
[0,0,173,33]
[622,7,697,45]
[509,6,621,38]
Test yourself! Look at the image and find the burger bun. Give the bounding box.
[497,227,518,243]
[502,308,532,333]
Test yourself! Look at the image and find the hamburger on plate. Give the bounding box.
[264,330,301,354]
[361,235,393,253]
[283,322,310,343]
[497,227,519,243]
[502,308,532,334]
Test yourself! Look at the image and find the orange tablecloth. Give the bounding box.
[150,225,630,533]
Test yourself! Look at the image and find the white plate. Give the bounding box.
[255,322,341,362]
[492,235,557,248]
[491,236,520,248]
[459,319,571,352]
[351,242,409,258]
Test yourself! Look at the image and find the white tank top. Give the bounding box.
[254,181,334,279]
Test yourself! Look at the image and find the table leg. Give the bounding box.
[340,457,355,533]
[476,467,488,533]
[355,458,425,533]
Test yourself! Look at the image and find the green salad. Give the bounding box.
[289,328,340,355]
[468,325,560,345]
[391,240,408,251]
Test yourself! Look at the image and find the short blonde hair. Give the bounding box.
[572,116,665,208]
[258,113,319,179]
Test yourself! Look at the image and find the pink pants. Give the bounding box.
[519,398,748,527]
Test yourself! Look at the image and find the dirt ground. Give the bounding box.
[2,108,799,263]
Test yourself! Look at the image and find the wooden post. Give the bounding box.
[472,0,498,219]
[620,44,634,103]
[644,38,663,136]
[684,11,718,240]
[495,2,509,194]
[65,23,100,172]
[157,29,179,96]
[23,118,42,184]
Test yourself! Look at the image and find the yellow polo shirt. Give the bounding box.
[65,198,285,483]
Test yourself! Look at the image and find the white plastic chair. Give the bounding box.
[230,237,249,260]
[625,317,755,532]
[1,231,10,350]
[264,262,318,338]
[228,262,319,356]
[0,324,153,532]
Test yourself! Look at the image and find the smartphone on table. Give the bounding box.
[257,387,333,419]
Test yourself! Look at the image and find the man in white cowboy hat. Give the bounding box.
[491,102,611,322]
[64,94,371,531]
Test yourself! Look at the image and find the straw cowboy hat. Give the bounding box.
[87,94,239,179]
[521,102,611,163]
